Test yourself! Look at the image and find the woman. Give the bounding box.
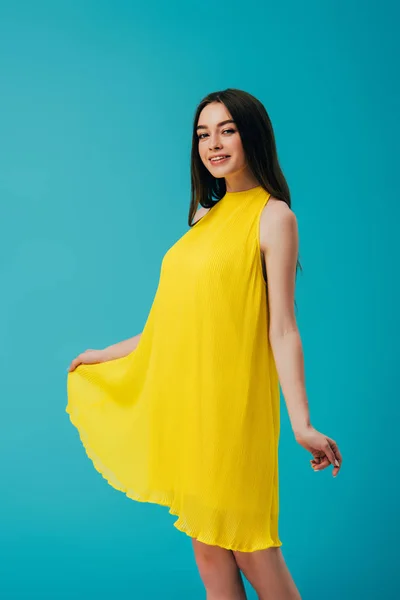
[67,88,342,600]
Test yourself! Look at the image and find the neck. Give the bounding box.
[224,170,260,194]
[223,184,263,200]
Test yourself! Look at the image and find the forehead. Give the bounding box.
[197,102,233,127]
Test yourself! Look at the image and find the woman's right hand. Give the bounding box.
[67,348,112,373]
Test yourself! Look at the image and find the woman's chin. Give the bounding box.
[208,165,236,177]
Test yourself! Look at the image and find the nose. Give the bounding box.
[208,132,222,151]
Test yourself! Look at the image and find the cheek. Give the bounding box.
[232,139,245,158]
[223,137,243,162]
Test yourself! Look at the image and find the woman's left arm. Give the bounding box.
[260,199,342,477]
[261,200,310,436]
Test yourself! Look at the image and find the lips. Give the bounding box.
[209,155,230,163]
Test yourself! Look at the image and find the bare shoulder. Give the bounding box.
[192,205,210,225]
[259,196,298,253]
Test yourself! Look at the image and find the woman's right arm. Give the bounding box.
[67,333,142,372]
[104,332,142,359]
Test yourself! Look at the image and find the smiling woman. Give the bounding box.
[66,88,341,600]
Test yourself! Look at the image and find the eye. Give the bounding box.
[197,128,236,140]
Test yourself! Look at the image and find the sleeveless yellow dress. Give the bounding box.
[66,184,282,552]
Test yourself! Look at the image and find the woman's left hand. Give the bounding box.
[294,425,342,477]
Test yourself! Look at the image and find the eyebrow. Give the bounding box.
[196,119,236,131]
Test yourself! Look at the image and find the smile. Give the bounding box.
[209,156,230,164]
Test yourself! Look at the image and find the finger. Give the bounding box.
[327,437,343,477]
[327,438,342,467]
[312,457,330,471]
[324,441,340,468]
[310,455,325,465]
[312,458,328,467]
[68,356,82,372]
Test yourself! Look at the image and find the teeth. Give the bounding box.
[211,156,229,161]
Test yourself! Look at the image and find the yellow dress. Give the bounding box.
[66,184,282,552]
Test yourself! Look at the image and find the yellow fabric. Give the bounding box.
[66,185,282,552]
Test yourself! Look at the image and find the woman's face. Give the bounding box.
[196,102,248,180]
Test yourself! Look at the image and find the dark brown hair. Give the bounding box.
[189,87,302,281]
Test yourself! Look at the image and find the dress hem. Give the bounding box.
[65,405,283,553]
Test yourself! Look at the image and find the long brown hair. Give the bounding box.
[189,87,303,280]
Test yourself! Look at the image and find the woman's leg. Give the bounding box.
[233,546,301,600]
[191,538,248,600]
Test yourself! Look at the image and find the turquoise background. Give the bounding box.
[0,1,398,598]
